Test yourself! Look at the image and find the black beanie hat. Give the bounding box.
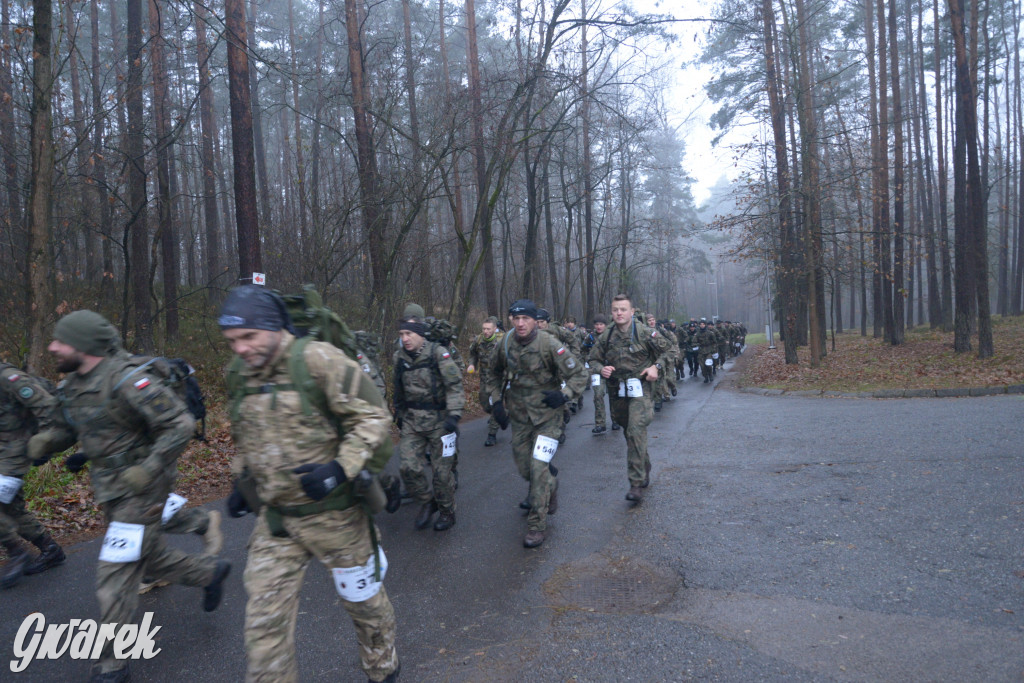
[508,299,539,319]
[218,285,295,333]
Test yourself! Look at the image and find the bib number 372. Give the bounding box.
[332,548,388,602]
[532,435,558,463]
[99,522,145,563]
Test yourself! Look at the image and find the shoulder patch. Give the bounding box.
[566,358,576,369]
[18,386,34,399]
[8,373,19,382]
[651,330,658,337]
[133,377,152,390]
[442,351,451,359]
[556,347,566,355]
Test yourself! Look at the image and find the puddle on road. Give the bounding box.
[543,552,681,615]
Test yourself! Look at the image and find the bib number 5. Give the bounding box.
[532,435,558,463]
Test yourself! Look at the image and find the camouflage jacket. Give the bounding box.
[588,320,672,385]
[548,323,582,357]
[230,332,391,507]
[693,327,719,355]
[392,341,465,430]
[468,331,504,373]
[659,326,680,361]
[484,329,586,426]
[0,365,58,476]
[355,349,387,400]
[34,356,194,505]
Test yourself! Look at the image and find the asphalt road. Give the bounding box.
[4,356,1023,682]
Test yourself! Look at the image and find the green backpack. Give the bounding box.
[225,286,392,475]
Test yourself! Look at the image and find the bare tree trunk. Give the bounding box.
[1,0,24,319]
[248,0,270,227]
[26,0,55,370]
[762,0,798,364]
[126,0,153,353]
[287,0,307,255]
[888,0,905,344]
[402,0,431,308]
[149,0,178,341]
[465,0,498,315]
[226,0,262,280]
[194,2,222,291]
[580,0,595,323]
[64,0,97,283]
[936,0,954,329]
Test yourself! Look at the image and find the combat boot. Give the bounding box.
[523,530,545,548]
[2,540,30,589]
[433,510,455,531]
[414,501,438,530]
[641,460,652,488]
[625,486,643,502]
[591,425,606,434]
[653,400,662,412]
[384,477,402,514]
[24,533,65,575]
[611,422,621,431]
[484,433,497,447]
[203,560,232,612]
[371,662,400,683]
[201,510,223,556]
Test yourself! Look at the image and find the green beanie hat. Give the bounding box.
[402,302,425,318]
[54,310,120,356]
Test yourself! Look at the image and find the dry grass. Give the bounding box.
[740,315,1024,392]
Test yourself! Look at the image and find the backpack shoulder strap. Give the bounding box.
[288,337,344,435]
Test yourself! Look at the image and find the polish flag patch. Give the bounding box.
[442,352,451,359]
[7,374,19,382]
[134,378,151,390]
[556,347,566,355]
[357,353,364,360]
[651,331,659,337]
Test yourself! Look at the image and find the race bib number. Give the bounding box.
[705,358,714,366]
[532,435,558,463]
[99,522,145,563]
[712,353,719,359]
[692,346,699,352]
[441,432,457,458]
[590,374,601,387]
[626,378,644,398]
[161,492,188,525]
[332,548,388,602]
[0,474,23,504]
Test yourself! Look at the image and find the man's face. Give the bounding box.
[611,300,632,326]
[537,319,549,330]
[399,330,426,353]
[48,340,85,373]
[481,322,496,337]
[222,328,283,368]
[512,315,538,338]
[565,322,576,330]
[594,322,606,334]
[646,315,656,328]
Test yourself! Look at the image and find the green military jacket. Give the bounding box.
[588,319,672,391]
[693,327,719,357]
[484,329,586,426]
[468,331,504,373]
[0,365,58,476]
[231,332,392,507]
[36,356,194,504]
[547,323,582,357]
[392,341,465,430]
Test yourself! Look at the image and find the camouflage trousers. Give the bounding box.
[94,495,219,674]
[718,344,729,368]
[609,390,654,488]
[664,358,677,392]
[243,508,398,683]
[399,422,456,513]
[478,385,499,435]
[592,375,607,427]
[0,486,46,545]
[509,412,561,532]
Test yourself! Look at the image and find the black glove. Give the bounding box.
[65,451,88,473]
[542,390,567,409]
[293,461,347,501]
[443,415,460,435]
[226,483,252,518]
[492,400,510,430]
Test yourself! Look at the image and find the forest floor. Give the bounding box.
[740,313,1024,392]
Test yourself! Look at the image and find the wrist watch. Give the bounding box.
[655,363,663,370]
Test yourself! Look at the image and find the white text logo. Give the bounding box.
[10,612,161,673]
